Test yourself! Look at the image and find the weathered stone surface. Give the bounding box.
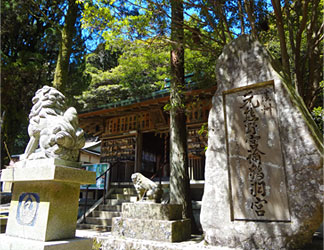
[121,202,182,220]
[5,181,80,241]
[2,159,95,242]
[0,234,93,250]
[20,85,85,162]
[14,157,82,168]
[97,234,241,250]
[112,217,191,242]
[1,160,95,184]
[200,35,323,249]
[224,83,290,221]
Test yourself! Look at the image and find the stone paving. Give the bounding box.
[76,230,238,249]
[75,230,323,250]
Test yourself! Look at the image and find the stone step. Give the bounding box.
[110,183,134,188]
[121,203,183,221]
[77,223,111,232]
[86,217,112,226]
[91,211,120,219]
[114,188,137,195]
[129,196,138,203]
[99,204,122,212]
[110,193,138,200]
[102,199,130,206]
[110,194,128,200]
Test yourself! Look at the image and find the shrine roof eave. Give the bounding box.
[78,85,217,119]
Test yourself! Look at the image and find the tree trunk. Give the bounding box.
[271,0,291,82]
[169,0,195,231]
[238,0,245,34]
[53,0,78,93]
[244,0,257,38]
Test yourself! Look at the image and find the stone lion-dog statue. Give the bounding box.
[131,173,163,203]
[20,85,85,162]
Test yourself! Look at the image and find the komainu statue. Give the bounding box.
[20,85,85,162]
[131,173,163,203]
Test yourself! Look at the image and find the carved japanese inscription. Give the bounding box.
[223,81,290,222]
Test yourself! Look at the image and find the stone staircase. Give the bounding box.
[77,186,137,232]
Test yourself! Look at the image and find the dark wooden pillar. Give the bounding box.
[135,132,143,173]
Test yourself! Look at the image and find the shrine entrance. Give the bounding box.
[141,132,169,180]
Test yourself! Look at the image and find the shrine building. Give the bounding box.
[78,76,217,200]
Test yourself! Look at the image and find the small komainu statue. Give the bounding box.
[131,173,163,203]
[20,85,85,162]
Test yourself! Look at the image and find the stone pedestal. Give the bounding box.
[0,159,96,250]
[112,202,191,242]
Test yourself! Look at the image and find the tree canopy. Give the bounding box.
[1,0,88,165]
[76,41,170,110]
[1,0,322,234]
[1,0,323,164]
[78,0,323,110]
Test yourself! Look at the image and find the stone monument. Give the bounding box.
[200,35,323,249]
[0,86,96,250]
[111,172,191,242]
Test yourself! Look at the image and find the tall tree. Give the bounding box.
[1,0,88,168]
[271,0,291,81]
[169,0,193,222]
[53,0,79,94]
[79,0,199,230]
[1,0,63,167]
[76,0,323,225]
[237,0,323,110]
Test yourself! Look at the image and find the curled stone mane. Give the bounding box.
[21,85,85,162]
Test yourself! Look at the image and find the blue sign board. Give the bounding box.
[81,163,109,189]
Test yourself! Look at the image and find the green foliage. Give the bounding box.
[198,122,208,151]
[1,0,88,167]
[92,239,102,250]
[1,0,63,163]
[312,106,324,133]
[198,122,208,136]
[163,103,172,112]
[79,0,161,49]
[185,49,217,88]
[78,0,323,111]
[77,41,170,110]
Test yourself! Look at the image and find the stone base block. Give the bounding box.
[1,162,95,242]
[0,235,92,250]
[121,202,182,220]
[96,234,238,250]
[1,160,95,184]
[112,217,191,242]
[5,181,80,241]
